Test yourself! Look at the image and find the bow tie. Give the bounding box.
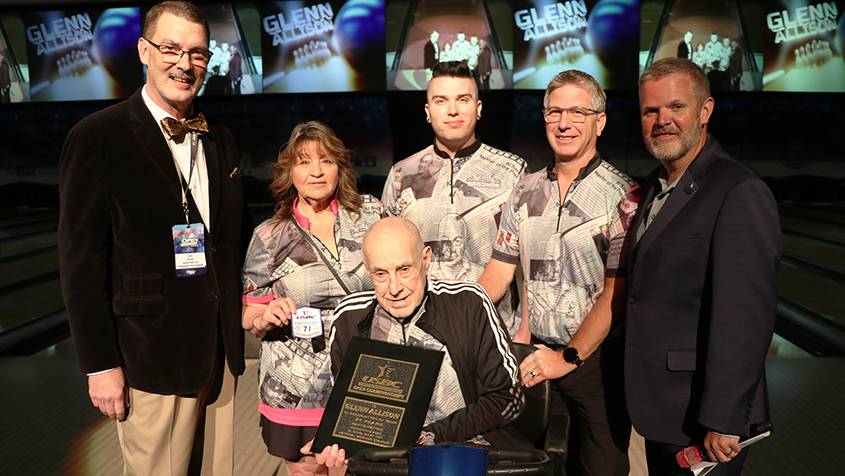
[161,112,208,141]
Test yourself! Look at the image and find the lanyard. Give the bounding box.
[291,217,351,295]
[172,133,199,225]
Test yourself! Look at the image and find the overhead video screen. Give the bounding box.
[260,0,385,93]
[22,7,143,102]
[762,0,844,91]
[0,17,26,103]
[512,0,639,90]
[196,3,262,96]
[386,0,513,91]
[641,0,764,91]
[0,0,842,101]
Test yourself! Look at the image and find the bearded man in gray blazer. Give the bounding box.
[624,57,781,476]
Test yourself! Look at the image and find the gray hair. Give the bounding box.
[543,70,606,112]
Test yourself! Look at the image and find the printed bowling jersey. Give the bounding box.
[492,155,640,345]
[242,195,383,422]
[382,140,527,334]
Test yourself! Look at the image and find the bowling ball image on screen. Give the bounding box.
[586,0,638,84]
[333,0,385,89]
[93,8,143,93]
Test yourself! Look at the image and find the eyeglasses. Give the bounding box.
[543,106,600,124]
[144,37,212,66]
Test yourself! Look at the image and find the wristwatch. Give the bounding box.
[563,347,584,367]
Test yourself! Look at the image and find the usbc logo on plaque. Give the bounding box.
[312,338,443,454]
[349,355,419,403]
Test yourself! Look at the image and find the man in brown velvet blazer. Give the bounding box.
[58,2,247,474]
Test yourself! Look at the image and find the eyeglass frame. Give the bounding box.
[542,106,601,124]
[143,37,213,66]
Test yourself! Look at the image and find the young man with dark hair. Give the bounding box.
[382,61,527,335]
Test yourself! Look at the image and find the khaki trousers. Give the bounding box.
[116,357,237,476]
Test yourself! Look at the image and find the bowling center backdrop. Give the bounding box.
[0,0,843,103]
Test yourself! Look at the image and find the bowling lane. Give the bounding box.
[780,202,845,225]
[779,264,845,329]
[783,234,845,273]
[0,281,65,334]
[782,215,845,242]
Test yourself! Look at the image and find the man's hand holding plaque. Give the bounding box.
[300,440,348,475]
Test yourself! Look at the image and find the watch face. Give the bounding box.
[564,347,579,363]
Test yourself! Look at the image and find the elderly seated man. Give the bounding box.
[306,217,526,467]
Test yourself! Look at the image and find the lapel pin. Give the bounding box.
[230,167,242,178]
[683,182,698,194]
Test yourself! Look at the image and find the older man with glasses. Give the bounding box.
[58,2,248,474]
[479,70,640,476]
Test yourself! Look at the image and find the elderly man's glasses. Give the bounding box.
[543,106,600,124]
[144,38,212,66]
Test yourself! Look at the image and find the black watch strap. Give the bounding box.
[563,346,584,367]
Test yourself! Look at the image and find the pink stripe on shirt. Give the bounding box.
[243,293,275,303]
[259,401,325,427]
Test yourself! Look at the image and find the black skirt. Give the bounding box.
[260,414,319,461]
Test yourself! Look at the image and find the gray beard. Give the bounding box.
[645,123,701,162]
[648,144,687,162]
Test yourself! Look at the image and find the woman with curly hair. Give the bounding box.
[242,121,383,475]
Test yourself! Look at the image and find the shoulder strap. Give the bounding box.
[291,218,352,295]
